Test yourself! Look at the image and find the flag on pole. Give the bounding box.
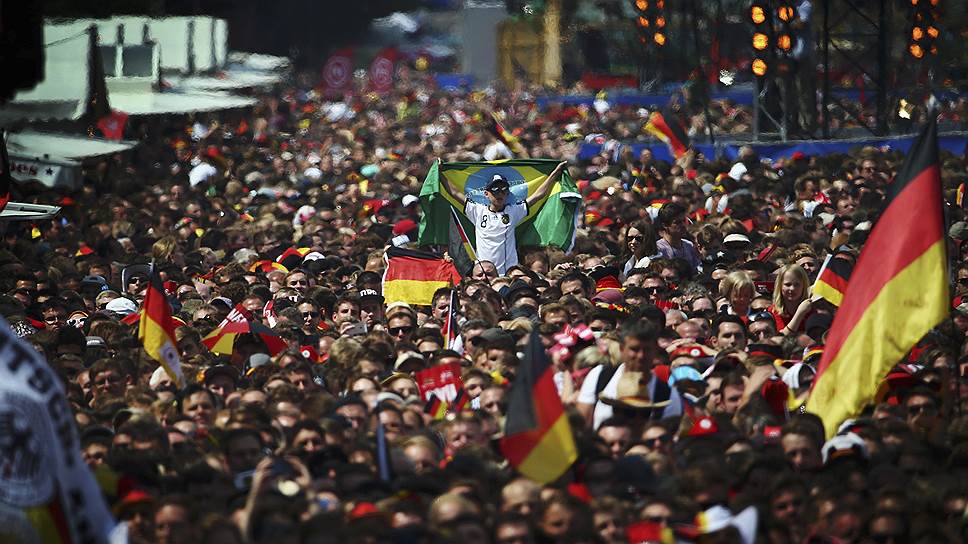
[202,304,287,357]
[138,269,184,386]
[417,159,582,251]
[486,112,526,157]
[806,119,948,438]
[382,247,462,306]
[424,395,449,420]
[500,329,577,484]
[811,255,854,307]
[644,110,689,159]
[448,206,478,278]
[441,289,459,350]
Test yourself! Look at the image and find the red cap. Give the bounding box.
[393,219,418,236]
[349,502,380,520]
[791,151,807,161]
[687,416,718,437]
[205,145,220,158]
[566,482,592,503]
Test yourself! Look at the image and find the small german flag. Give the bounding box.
[441,289,459,350]
[807,118,949,438]
[382,247,462,307]
[276,247,311,271]
[644,110,689,159]
[500,329,577,484]
[138,268,184,386]
[486,112,526,157]
[811,255,853,307]
[424,395,449,420]
[451,387,470,413]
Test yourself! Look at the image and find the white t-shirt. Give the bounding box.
[578,363,683,430]
[465,200,528,275]
[188,162,217,187]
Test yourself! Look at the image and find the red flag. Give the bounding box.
[369,48,398,94]
[97,110,129,140]
[323,48,354,96]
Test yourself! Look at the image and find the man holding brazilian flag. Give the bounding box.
[417,159,581,275]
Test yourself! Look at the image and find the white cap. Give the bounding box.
[821,432,869,464]
[302,251,325,263]
[149,366,170,389]
[728,162,748,181]
[105,297,138,316]
[402,195,419,207]
[723,233,751,245]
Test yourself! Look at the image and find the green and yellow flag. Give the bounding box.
[417,159,581,251]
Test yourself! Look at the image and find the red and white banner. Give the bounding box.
[368,48,398,94]
[415,361,463,403]
[322,48,354,96]
[97,110,129,141]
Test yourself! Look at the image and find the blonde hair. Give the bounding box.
[772,264,810,316]
[719,270,754,301]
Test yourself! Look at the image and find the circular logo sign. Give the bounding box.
[0,392,54,507]
[324,56,352,90]
[370,57,394,90]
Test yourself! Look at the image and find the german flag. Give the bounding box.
[448,206,477,278]
[500,329,577,484]
[807,119,948,438]
[138,268,184,386]
[382,247,461,306]
[424,395,449,420]
[486,112,526,157]
[644,110,689,159]
[811,255,853,307]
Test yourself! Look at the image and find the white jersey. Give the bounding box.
[465,200,528,275]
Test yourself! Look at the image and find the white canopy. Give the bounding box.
[7,131,136,160]
[108,91,257,116]
[227,52,291,72]
[167,71,283,92]
[0,202,62,222]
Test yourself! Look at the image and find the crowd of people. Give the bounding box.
[6,68,968,544]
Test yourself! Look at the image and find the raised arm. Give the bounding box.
[526,161,567,209]
[440,171,467,208]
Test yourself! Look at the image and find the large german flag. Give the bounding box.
[807,119,948,437]
[138,269,184,386]
[383,247,462,306]
[644,110,689,159]
[811,255,853,307]
[500,329,577,483]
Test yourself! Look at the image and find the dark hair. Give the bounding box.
[617,321,658,345]
[656,203,685,232]
[177,384,219,414]
[712,314,747,337]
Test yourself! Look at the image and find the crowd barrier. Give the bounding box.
[577,133,968,163]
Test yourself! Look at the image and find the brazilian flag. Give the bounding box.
[417,159,582,252]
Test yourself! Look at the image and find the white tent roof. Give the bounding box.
[7,131,136,160]
[167,71,283,92]
[227,52,291,72]
[0,29,92,123]
[0,202,61,222]
[109,91,256,116]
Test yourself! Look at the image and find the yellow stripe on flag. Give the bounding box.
[812,279,844,307]
[806,241,947,437]
[515,414,579,484]
[203,330,238,355]
[383,279,452,307]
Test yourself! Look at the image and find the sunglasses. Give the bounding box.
[643,434,670,449]
[749,311,775,323]
[627,235,644,241]
[389,326,413,336]
[488,187,509,195]
[907,403,937,415]
[302,311,319,319]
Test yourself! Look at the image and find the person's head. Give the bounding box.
[471,261,498,282]
[89,358,131,398]
[711,315,748,351]
[656,201,686,235]
[747,310,778,342]
[41,299,68,330]
[618,322,659,371]
[400,435,441,473]
[387,312,416,343]
[443,412,485,453]
[359,290,385,328]
[781,418,824,473]
[769,475,807,525]
[597,418,632,458]
[331,294,360,326]
[773,264,809,315]
[624,221,658,258]
[221,426,265,475]
[285,269,311,293]
[719,270,754,315]
[559,271,592,299]
[479,385,507,417]
[291,420,325,454]
[493,512,535,544]
[179,385,218,428]
[484,175,511,209]
[715,371,746,415]
[154,496,192,544]
[432,288,454,321]
[904,386,941,433]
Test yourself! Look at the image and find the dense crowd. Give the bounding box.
[6,69,968,544]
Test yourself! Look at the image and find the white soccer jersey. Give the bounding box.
[464,200,528,275]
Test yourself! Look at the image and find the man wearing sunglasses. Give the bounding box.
[441,163,566,275]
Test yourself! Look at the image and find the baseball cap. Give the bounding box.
[105,297,138,316]
[359,289,384,304]
[485,174,510,192]
[81,275,110,291]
